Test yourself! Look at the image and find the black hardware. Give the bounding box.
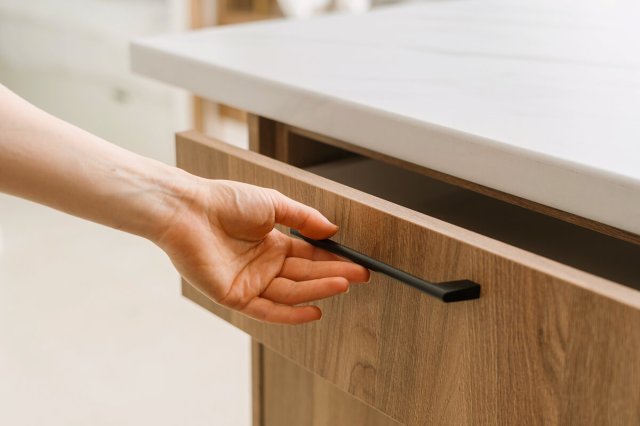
[290,229,481,302]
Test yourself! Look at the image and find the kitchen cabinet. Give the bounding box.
[132,1,640,423]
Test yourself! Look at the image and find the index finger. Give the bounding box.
[269,190,338,240]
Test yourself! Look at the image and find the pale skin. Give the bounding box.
[0,84,369,324]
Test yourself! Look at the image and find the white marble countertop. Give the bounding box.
[131,0,640,236]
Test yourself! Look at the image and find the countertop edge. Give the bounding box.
[130,38,640,237]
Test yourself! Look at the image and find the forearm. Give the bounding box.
[0,84,190,240]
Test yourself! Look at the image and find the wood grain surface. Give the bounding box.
[261,347,401,426]
[177,130,640,425]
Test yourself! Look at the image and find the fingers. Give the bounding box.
[279,257,370,283]
[246,264,368,324]
[287,237,343,261]
[269,190,338,239]
[262,276,350,305]
[242,297,323,324]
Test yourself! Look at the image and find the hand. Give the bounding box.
[0,85,368,324]
[155,179,370,324]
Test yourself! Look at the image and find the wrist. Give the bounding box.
[128,159,205,244]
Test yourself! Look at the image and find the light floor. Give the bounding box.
[0,194,251,425]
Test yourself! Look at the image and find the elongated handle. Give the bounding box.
[290,229,481,302]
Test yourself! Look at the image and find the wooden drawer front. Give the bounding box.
[176,131,640,425]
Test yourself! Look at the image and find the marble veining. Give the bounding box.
[131,0,640,235]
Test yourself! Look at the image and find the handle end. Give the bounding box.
[440,280,481,302]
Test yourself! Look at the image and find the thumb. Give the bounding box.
[269,190,338,239]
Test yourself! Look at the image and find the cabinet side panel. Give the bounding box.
[262,347,401,426]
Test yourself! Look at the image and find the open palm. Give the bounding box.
[157,180,369,324]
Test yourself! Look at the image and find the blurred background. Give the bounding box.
[0,0,397,424]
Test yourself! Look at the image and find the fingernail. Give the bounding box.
[322,216,337,227]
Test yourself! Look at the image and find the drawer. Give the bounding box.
[176,130,640,425]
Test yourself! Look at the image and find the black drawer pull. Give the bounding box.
[290,229,481,302]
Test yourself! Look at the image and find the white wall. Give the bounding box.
[0,0,190,164]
